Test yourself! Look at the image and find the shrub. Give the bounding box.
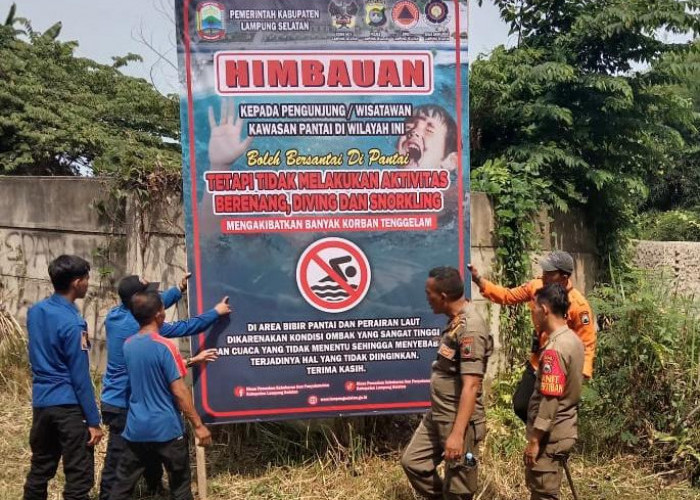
[582,269,700,483]
[0,306,29,391]
[637,210,700,242]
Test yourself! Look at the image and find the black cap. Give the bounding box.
[539,251,575,275]
[117,275,159,306]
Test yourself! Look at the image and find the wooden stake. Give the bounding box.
[196,444,208,500]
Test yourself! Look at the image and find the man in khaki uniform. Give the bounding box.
[524,283,584,500]
[402,266,493,500]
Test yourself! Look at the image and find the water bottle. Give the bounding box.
[448,451,477,470]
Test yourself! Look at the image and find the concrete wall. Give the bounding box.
[633,240,700,297]
[0,177,186,368]
[0,177,599,373]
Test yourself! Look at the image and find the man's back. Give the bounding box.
[101,305,139,408]
[122,334,186,443]
[28,294,88,408]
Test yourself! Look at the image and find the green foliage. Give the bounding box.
[646,41,700,212]
[483,370,527,458]
[637,209,700,242]
[472,0,700,275]
[582,270,700,481]
[471,158,545,365]
[0,4,181,178]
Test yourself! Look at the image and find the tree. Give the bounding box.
[0,4,180,177]
[471,0,700,270]
[645,39,700,212]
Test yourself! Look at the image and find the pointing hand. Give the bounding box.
[179,272,192,292]
[467,264,481,285]
[214,296,232,316]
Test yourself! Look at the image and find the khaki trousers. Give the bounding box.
[525,438,576,500]
[401,411,482,500]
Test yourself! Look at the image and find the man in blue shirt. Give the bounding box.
[109,291,213,500]
[99,274,229,500]
[24,255,103,500]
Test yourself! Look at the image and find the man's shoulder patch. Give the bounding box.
[539,349,565,396]
[438,342,456,360]
[460,336,474,359]
[447,315,468,336]
[579,311,591,325]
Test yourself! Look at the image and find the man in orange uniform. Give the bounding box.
[468,251,595,423]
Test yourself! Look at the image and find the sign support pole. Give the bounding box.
[196,445,208,499]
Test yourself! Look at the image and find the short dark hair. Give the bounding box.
[412,105,458,157]
[428,266,464,301]
[535,283,570,318]
[48,255,90,292]
[129,291,163,326]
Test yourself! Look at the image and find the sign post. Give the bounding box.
[176,0,470,428]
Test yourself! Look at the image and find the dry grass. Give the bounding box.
[204,442,699,500]
[0,388,698,500]
[0,306,697,500]
[0,306,29,390]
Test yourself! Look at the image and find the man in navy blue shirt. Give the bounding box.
[109,291,213,500]
[24,255,103,500]
[99,274,229,500]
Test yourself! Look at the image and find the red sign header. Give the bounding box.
[215,51,434,95]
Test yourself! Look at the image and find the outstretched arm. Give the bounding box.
[160,273,192,309]
[468,264,534,305]
[170,378,212,447]
[160,296,231,339]
[185,348,219,368]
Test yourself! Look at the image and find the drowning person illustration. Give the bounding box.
[396,104,459,171]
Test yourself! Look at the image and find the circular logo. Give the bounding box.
[392,1,420,30]
[425,0,448,23]
[345,381,357,392]
[543,363,552,374]
[366,2,388,28]
[234,386,246,397]
[296,237,371,313]
[307,395,319,406]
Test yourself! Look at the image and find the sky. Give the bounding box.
[0,0,513,94]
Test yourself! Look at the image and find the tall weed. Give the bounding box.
[583,269,700,482]
[0,306,29,393]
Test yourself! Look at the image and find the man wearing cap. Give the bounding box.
[468,251,595,423]
[98,274,230,500]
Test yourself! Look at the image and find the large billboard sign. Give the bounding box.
[176,0,470,423]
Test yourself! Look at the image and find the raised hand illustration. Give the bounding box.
[208,98,253,170]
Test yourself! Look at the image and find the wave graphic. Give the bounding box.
[313,291,350,298]
[310,285,348,291]
[311,282,358,300]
